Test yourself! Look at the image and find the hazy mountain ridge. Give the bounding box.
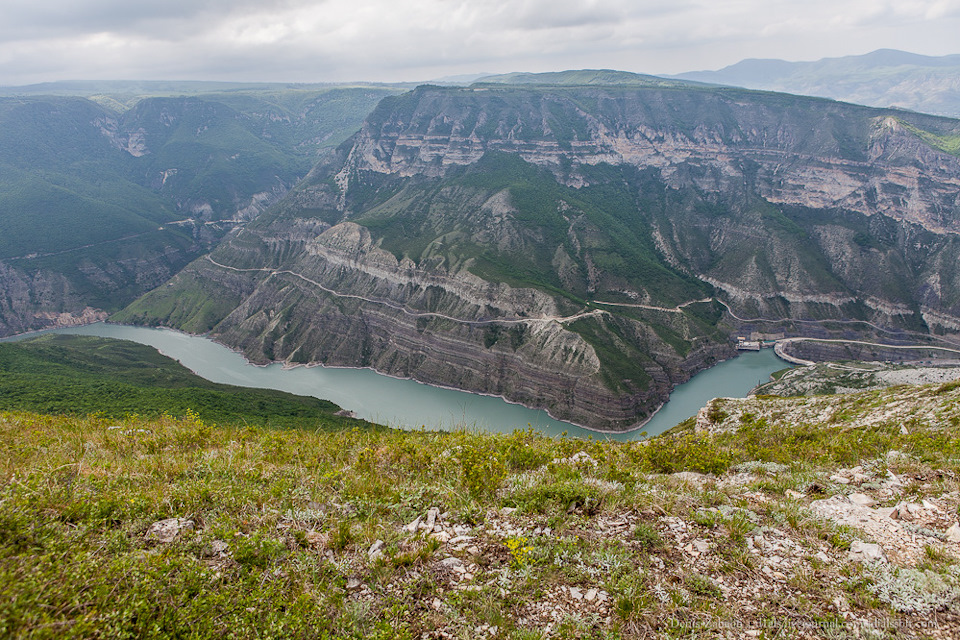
[675,49,960,118]
[473,69,694,88]
[119,82,960,429]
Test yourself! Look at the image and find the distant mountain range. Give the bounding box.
[674,49,960,118]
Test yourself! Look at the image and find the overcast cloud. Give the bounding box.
[1,0,958,85]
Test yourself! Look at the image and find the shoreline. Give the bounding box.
[5,321,611,434]
[3,321,788,438]
[118,324,774,436]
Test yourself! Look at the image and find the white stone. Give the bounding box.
[430,531,452,543]
[440,557,463,569]
[404,516,422,533]
[585,588,598,602]
[368,539,385,560]
[830,475,850,484]
[874,506,896,519]
[673,471,707,485]
[946,522,960,543]
[693,540,710,554]
[208,539,229,557]
[425,507,439,531]
[848,540,886,563]
[569,586,583,600]
[848,493,876,507]
[346,577,362,590]
[144,518,194,544]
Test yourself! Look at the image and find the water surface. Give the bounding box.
[8,324,788,439]
[639,348,787,435]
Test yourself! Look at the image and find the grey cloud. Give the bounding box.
[0,0,299,40]
[509,0,626,30]
[0,0,956,86]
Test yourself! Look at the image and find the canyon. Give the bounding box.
[116,77,960,429]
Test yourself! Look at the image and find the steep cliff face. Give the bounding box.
[340,89,960,231]
[120,82,960,429]
[0,235,198,336]
[313,85,960,328]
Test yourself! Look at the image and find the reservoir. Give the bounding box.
[9,324,788,440]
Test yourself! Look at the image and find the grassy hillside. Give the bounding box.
[0,334,373,430]
[2,381,959,637]
[0,98,183,259]
[352,155,709,308]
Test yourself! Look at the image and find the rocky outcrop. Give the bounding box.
[0,235,197,336]
[331,87,960,329]
[0,89,396,338]
[0,263,82,336]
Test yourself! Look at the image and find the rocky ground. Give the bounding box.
[311,457,960,639]
[3,380,960,638]
[754,361,960,397]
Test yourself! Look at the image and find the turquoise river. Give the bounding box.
[8,324,789,440]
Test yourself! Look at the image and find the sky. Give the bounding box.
[1,0,959,86]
